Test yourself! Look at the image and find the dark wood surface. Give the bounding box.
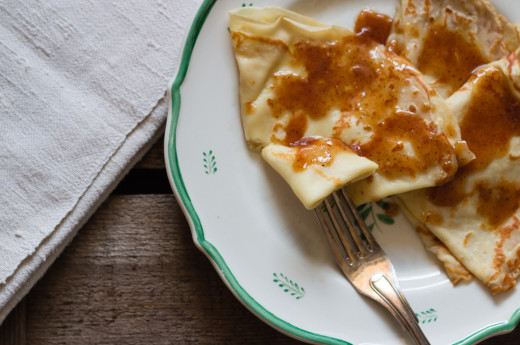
[0,137,518,345]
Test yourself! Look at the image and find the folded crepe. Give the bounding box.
[398,50,520,293]
[229,7,470,209]
[262,139,377,209]
[388,0,520,98]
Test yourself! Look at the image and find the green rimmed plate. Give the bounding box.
[164,1,520,344]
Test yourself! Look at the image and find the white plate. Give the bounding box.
[164,1,520,344]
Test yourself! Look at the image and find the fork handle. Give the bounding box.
[370,273,431,345]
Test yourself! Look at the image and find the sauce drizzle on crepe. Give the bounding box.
[416,23,488,94]
[428,65,520,227]
[266,20,456,180]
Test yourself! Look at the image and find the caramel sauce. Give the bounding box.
[283,111,308,146]
[268,36,380,122]
[476,180,520,227]
[231,31,288,51]
[291,137,351,172]
[422,210,444,226]
[354,9,393,45]
[461,67,520,170]
[383,201,400,217]
[428,66,520,226]
[417,24,488,95]
[245,101,255,114]
[426,170,467,207]
[350,111,457,179]
[267,13,456,179]
[463,232,473,247]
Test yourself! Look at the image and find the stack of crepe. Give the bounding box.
[229,0,520,293]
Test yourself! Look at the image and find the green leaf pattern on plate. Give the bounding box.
[273,273,305,299]
[203,150,217,175]
[241,2,253,6]
[416,308,438,323]
[356,198,395,232]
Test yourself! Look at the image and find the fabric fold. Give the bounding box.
[0,0,202,324]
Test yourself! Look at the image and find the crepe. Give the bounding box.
[395,197,473,284]
[388,0,520,98]
[398,50,520,293]
[229,7,471,209]
[262,139,377,209]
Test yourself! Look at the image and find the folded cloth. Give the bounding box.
[0,0,201,323]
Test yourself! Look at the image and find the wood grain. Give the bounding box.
[135,136,165,170]
[0,299,25,345]
[19,195,301,345]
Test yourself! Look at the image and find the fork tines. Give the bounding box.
[315,188,377,264]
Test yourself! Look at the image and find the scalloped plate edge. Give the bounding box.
[163,1,348,344]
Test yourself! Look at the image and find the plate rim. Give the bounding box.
[163,1,349,344]
[163,0,520,344]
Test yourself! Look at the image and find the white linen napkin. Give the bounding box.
[0,0,202,323]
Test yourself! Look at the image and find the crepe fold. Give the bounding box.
[229,7,469,209]
[398,50,520,293]
[388,0,520,98]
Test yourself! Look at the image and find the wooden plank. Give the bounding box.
[23,195,302,345]
[135,135,165,170]
[111,169,172,195]
[0,299,25,345]
[20,194,520,345]
[1,193,519,344]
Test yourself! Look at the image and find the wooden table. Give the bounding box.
[0,136,518,345]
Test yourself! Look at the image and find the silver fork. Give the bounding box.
[315,189,430,345]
